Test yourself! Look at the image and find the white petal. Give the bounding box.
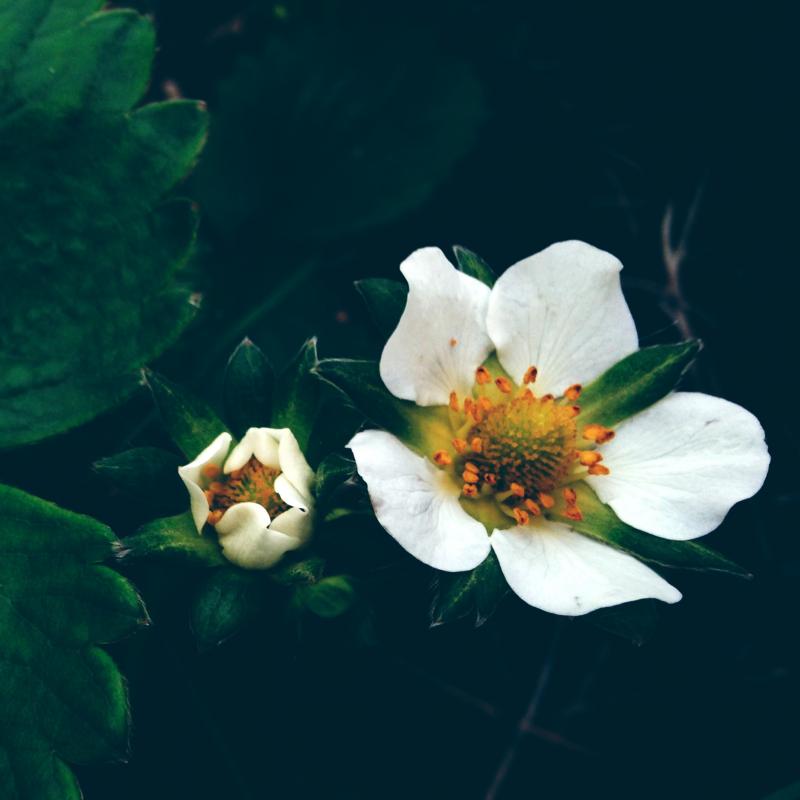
[348,429,491,572]
[380,247,493,406]
[274,428,315,501]
[224,427,280,473]
[587,392,770,540]
[491,520,681,616]
[178,432,233,533]
[214,502,301,569]
[270,506,314,544]
[274,474,311,512]
[487,241,638,396]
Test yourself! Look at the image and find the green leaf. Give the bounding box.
[144,369,230,459]
[587,600,660,646]
[272,338,321,452]
[355,278,407,339]
[0,483,148,800]
[224,337,275,436]
[579,341,702,427]
[314,358,448,451]
[314,453,358,509]
[0,1,208,448]
[301,576,358,619]
[430,550,507,627]
[195,22,485,240]
[453,245,495,287]
[191,567,267,650]
[572,484,751,577]
[117,512,225,568]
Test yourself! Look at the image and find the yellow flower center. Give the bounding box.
[202,456,289,525]
[432,364,615,527]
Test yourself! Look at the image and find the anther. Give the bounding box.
[577,450,603,466]
[202,464,221,479]
[449,391,460,412]
[475,365,492,385]
[564,505,583,521]
[562,487,577,505]
[541,393,554,402]
[484,473,497,486]
[452,438,468,454]
[495,376,513,394]
[538,492,555,509]
[478,396,493,412]
[568,405,581,417]
[524,499,542,516]
[513,507,530,526]
[462,470,480,484]
[450,338,458,347]
[464,397,475,417]
[432,450,452,467]
[510,482,525,497]
[470,436,483,453]
[582,424,615,444]
[588,464,610,476]
[464,462,480,474]
[207,509,224,525]
[564,384,582,401]
[462,484,478,498]
[523,365,538,384]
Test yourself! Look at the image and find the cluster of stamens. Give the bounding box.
[432,364,615,526]
[202,457,289,525]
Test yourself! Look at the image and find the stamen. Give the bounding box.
[478,396,493,412]
[207,509,224,525]
[577,450,603,466]
[538,492,555,509]
[523,365,538,384]
[462,484,478,498]
[540,393,554,402]
[564,505,583,521]
[510,482,525,497]
[470,436,483,453]
[475,365,492,385]
[484,473,497,486]
[462,470,480,484]
[464,461,480,474]
[564,383,582,401]
[432,450,452,467]
[513,507,530,526]
[588,464,610,476]
[452,438,468,454]
[495,376,513,394]
[202,464,221,479]
[524,499,542,516]
[568,405,581,417]
[464,397,475,417]
[562,487,577,505]
[582,423,615,444]
[449,391,460,412]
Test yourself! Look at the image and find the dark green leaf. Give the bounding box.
[195,23,485,240]
[270,556,326,587]
[191,567,267,650]
[431,550,507,627]
[0,483,148,800]
[301,576,358,619]
[143,369,230,459]
[117,512,225,567]
[579,341,702,427]
[0,2,208,448]
[314,359,447,451]
[587,600,660,646]
[224,337,275,436]
[453,245,495,287]
[272,338,321,451]
[314,453,358,508]
[572,484,751,577]
[355,278,407,339]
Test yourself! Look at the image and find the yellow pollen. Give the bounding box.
[495,376,513,394]
[432,450,452,467]
[513,507,530,526]
[583,423,615,444]
[449,391,460,412]
[462,484,478,497]
[577,450,603,466]
[523,365,538,384]
[475,365,492,385]
[452,438,468,454]
[588,464,610,476]
[564,383,582,401]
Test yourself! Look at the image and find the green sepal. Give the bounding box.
[0,483,148,800]
[272,338,321,452]
[572,484,751,577]
[586,600,660,646]
[116,512,225,567]
[143,369,230,459]
[191,567,267,651]
[93,446,184,510]
[314,358,450,452]
[355,278,407,339]
[430,550,507,627]
[270,556,326,587]
[224,337,275,436]
[453,245,495,286]
[314,453,358,510]
[579,340,702,427]
[298,575,358,619]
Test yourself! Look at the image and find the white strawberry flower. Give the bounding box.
[178,427,314,569]
[349,241,769,616]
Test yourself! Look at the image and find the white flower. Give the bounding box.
[178,427,315,570]
[349,242,770,616]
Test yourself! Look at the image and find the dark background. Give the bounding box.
[35,1,797,798]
